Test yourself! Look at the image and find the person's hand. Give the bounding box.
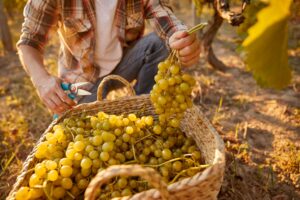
[32,75,76,114]
[169,31,201,67]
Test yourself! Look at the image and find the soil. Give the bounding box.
[0,3,299,200]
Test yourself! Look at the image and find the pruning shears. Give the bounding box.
[60,82,92,99]
[53,82,92,119]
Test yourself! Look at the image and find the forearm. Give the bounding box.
[18,45,49,85]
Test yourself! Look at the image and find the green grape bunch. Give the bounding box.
[150,23,207,127]
[150,50,196,128]
[15,112,205,200]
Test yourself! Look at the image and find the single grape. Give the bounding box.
[172,161,183,172]
[81,157,93,169]
[15,187,30,200]
[100,152,110,161]
[162,149,172,160]
[59,158,72,166]
[138,154,147,163]
[74,141,85,152]
[45,160,57,170]
[107,157,117,165]
[35,163,46,177]
[169,118,180,128]
[60,165,73,177]
[92,135,102,146]
[122,133,131,142]
[159,166,169,177]
[81,168,91,177]
[125,151,133,160]
[144,116,153,126]
[157,96,167,105]
[192,151,201,160]
[117,177,128,189]
[122,118,130,126]
[89,150,99,159]
[128,114,137,121]
[29,188,43,199]
[102,131,116,142]
[53,187,66,199]
[179,82,190,92]
[168,77,176,86]
[92,159,101,168]
[121,188,132,196]
[102,142,114,152]
[154,149,162,158]
[125,126,134,134]
[70,185,80,196]
[66,149,76,159]
[170,64,180,75]
[74,152,83,161]
[47,170,59,181]
[29,174,42,187]
[153,125,162,134]
[111,191,121,198]
[61,177,73,189]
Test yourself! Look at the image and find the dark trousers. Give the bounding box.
[79,32,169,103]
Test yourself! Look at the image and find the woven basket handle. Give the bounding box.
[97,75,136,101]
[84,164,170,200]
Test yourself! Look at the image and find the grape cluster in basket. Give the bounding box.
[15,112,203,199]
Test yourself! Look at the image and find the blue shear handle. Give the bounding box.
[61,82,71,91]
[61,83,76,99]
[68,93,76,100]
[53,83,76,119]
[53,114,59,120]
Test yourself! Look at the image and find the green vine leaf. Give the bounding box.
[242,0,292,89]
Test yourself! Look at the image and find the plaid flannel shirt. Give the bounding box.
[18,0,187,84]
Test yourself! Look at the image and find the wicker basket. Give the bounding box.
[7,75,225,200]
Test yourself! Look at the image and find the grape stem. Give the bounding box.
[169,165,210,184]
[66,191,76,199]
[66,126,75,141]
[131,144,137,161]
[187,23,208,34]
[143,157,186,168]
[42,181,53,200]
[124,160,138,164]
[32,185,44,189]
[134,133,152,144]
[50,182,54,199]
[142,155,201,168]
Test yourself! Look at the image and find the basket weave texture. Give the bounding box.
[7,75,225,200]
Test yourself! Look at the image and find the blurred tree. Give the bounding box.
[193,0,294,89]
[0,0,14,53]
[193,0,250,71]
[3,0,27,19]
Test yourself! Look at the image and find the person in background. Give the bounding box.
[17,0,201,115]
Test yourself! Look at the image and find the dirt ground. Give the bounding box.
[0,3,299,200]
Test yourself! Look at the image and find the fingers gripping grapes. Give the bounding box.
[169,31,201,67]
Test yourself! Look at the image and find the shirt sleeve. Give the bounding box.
[17,0,59,53]
[144,0,187,43]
